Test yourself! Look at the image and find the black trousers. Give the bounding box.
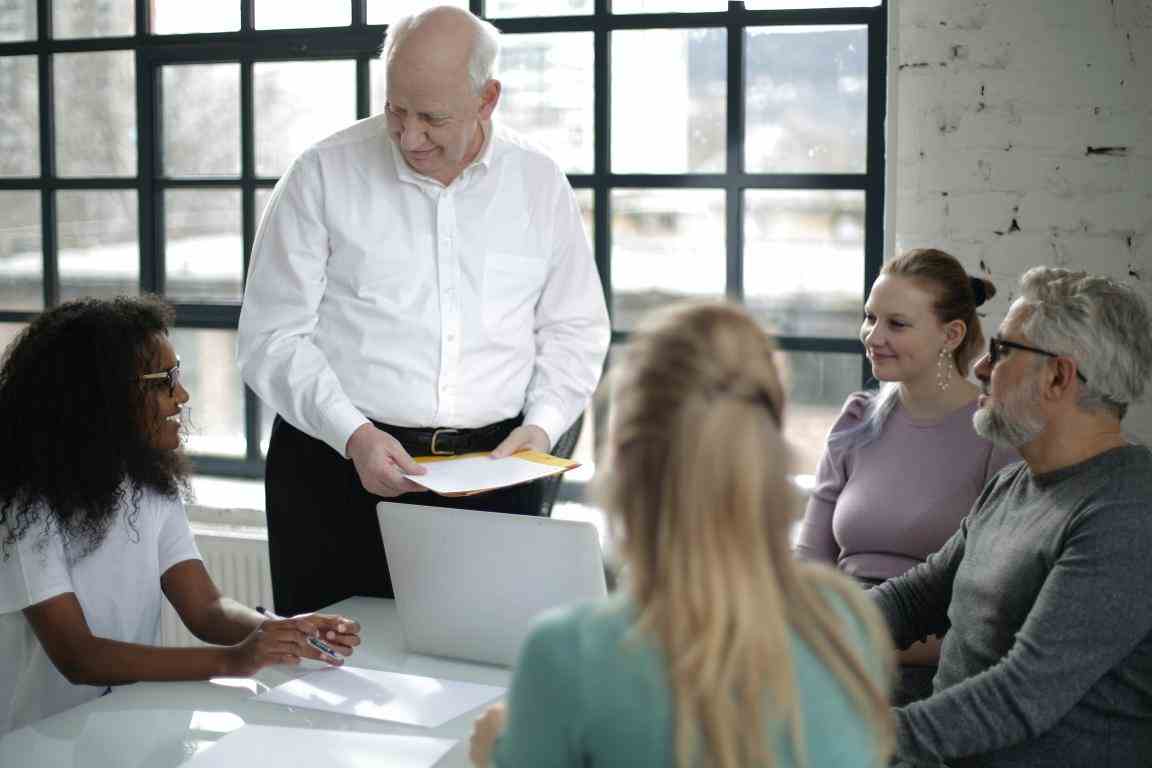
[265,415,543,616]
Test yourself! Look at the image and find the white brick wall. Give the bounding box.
[888,0,1152,440]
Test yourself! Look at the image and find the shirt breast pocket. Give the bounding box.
[482,252,548,333]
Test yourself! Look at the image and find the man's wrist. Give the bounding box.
[344,421,375,459]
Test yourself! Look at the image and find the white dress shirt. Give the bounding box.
[237,115,609,457]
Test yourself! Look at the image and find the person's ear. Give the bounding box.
[478,79,501,120]
[1044,357,1080,402]
[943,318,967,351]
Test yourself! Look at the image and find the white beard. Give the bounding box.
[973,376,1047,448]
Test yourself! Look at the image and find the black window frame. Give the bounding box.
[0,0,886,481]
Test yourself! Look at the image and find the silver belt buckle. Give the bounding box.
[429,428,459,456]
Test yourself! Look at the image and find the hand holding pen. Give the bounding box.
[256,606,362,661]
[224,607,362,676]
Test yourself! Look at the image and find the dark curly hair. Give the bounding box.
[0,296,189,559]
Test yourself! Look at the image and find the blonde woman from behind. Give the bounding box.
[470,302,894,768]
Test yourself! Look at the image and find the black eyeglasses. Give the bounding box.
[987,337,1087,384]
[139,358,182,396]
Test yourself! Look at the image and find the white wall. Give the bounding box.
[888,0,1152,440]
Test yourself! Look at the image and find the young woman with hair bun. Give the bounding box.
[794,249,1018,705]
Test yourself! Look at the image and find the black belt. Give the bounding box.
[372,415,522,457]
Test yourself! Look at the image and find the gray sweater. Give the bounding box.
[872,444,1152,767]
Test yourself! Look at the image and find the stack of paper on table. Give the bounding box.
[251,666,505,728]
[178,725,455,768]
[405,450,579,496]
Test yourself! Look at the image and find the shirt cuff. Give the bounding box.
[324,405,372,458]
[523,403,568,451]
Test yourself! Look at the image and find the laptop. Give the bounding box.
[376,501,607,667]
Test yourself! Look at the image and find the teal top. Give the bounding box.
[493,594,886,768]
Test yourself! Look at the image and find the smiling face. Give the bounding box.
[140,334,189,452]
[384,41,499,186]
[860,274,954,387]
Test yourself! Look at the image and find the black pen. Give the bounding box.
[256,606,342,660]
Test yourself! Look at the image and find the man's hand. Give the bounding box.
[490,425,550,459]
[346,423,427,497]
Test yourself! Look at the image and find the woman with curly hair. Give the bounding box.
[470,302,894,768]
[0,296,360,735]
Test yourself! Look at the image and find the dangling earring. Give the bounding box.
[936,347,953,391]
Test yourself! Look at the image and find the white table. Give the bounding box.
[0,597,509,767]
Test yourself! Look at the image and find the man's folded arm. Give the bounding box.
[870,522,965,651]
[892,501,1152,764]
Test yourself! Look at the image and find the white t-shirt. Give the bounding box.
[0,487,202,735]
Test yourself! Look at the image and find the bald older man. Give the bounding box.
[238,7,609,616]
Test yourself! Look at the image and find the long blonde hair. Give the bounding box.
[597,302,894,768]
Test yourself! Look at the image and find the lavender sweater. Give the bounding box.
[795,392,1017,582]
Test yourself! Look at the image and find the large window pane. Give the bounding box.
[152,0,240,34]
[500,33,593,174]
[0,56,38,176]
[781,351,861,476]
[57,190,138,301]
[612,1,727,12]
[612,29,725,173]
[171,328,245,458]
[162,64,240,177]
[53,0,133,38]
[254,60,356,177]
[0,192,41,310]
[165,189,242,303]
[54,51,135,177]
[0,1,36,42]
[487,0,592,16]
[611,189,725,331]
[255,1,350,30]
[367,0,467,25]
[744,189,864,338]
[745,25,868,173]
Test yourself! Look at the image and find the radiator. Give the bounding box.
[160,525,274,648]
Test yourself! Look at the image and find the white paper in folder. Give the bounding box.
[178,725,455,768]
[252,666,505,728]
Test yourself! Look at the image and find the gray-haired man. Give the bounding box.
[874,267,1152,767]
